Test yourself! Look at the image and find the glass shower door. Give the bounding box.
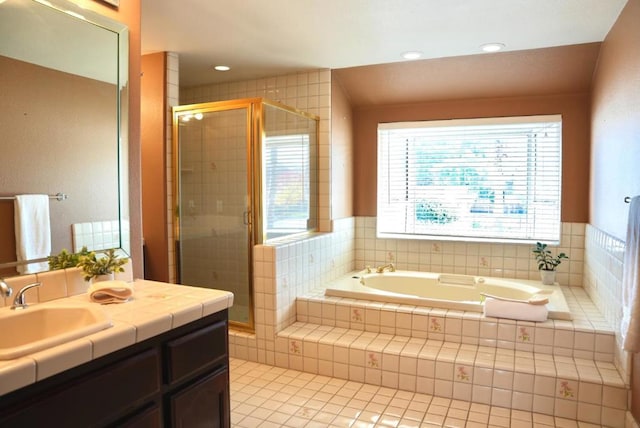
[176,105,252,327]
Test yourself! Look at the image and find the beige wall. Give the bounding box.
[590,0,640,241]
[141,52,169,281]
[330,76,354,220]
[588,0,640,420]
[353,93,591,223]
[72,0,143,278]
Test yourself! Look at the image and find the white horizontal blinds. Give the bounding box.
[264,134,310,233]
[377,115,562,243]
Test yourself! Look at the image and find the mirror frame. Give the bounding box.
[0,0,130,273]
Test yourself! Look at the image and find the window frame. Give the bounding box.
[376,114,563,244]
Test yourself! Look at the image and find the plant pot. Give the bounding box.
[91,273,115,284]
[540,270,556,285]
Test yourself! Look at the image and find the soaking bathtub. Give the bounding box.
[324,270,572,320]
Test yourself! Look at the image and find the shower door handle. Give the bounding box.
[243,211,251,226]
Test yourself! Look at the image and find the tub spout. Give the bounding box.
[376,263,395,273]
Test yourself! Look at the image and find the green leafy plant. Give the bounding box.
[532,242,568,271]
[48,246,90,270]
[77,248,128,281]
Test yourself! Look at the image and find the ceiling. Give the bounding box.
[141,0,627,103]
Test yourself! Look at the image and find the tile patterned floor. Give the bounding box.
[230,358,603,428]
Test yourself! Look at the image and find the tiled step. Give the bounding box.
[274,322,628,427]
[296,285,617,363]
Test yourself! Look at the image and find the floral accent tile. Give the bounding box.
[352,308,363,322]
[388,251,395,262]
[480,257,489,267]
[518,327,531,342]
[299,407,313,418]
[429,317,443,332]
[456,366,470,382]
[290,340,301,354]
[558,380,575,399]
[432,243,441,253]
[368,352,380,368]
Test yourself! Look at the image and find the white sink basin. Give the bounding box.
[0,302,112,360]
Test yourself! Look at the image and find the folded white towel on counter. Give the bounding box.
[88,280,133,304]
[14,194,51,274]
[483,297,548,322]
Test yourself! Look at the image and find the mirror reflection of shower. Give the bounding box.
[173,98,318,330]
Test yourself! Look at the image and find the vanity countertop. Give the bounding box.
[0,279,234,396]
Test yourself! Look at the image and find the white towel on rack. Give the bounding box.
[622,196,640,351]
[14,194,51,274]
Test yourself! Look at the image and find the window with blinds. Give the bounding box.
[377,115,562,243]
[264,134,311,238]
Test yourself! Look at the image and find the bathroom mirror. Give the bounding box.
[0,0,129,275]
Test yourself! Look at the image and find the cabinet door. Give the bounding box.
[169,368,229,428]
[0,349,160,428]
[111,404,162,428]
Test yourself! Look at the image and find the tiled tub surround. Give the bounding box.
[233,218,584,363]
[0,278,234,396]
[276,286,626,426]
[355,218,586,287]
[229,217,632,424]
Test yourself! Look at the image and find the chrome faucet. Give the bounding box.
[1,278,13,299]
[376,263,395,273]
[11,282,41,310]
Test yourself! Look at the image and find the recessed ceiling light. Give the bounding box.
[402,51,423,60]
[480,43,505,53]
[214,65,230,71]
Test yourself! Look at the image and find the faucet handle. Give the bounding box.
[0,279,13,298]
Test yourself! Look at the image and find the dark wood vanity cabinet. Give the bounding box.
[0,309,230,428]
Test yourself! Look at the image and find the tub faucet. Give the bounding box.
[11,282,41,310]
[376,263,395,273]
[0,278,13,298]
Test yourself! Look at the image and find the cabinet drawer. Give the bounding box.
[164,320,227,384]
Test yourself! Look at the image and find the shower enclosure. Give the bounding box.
[172,98,318,330]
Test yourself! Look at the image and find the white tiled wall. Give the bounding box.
[583,224,629,382]
[355,217,586,287]
[72,220,121,252]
